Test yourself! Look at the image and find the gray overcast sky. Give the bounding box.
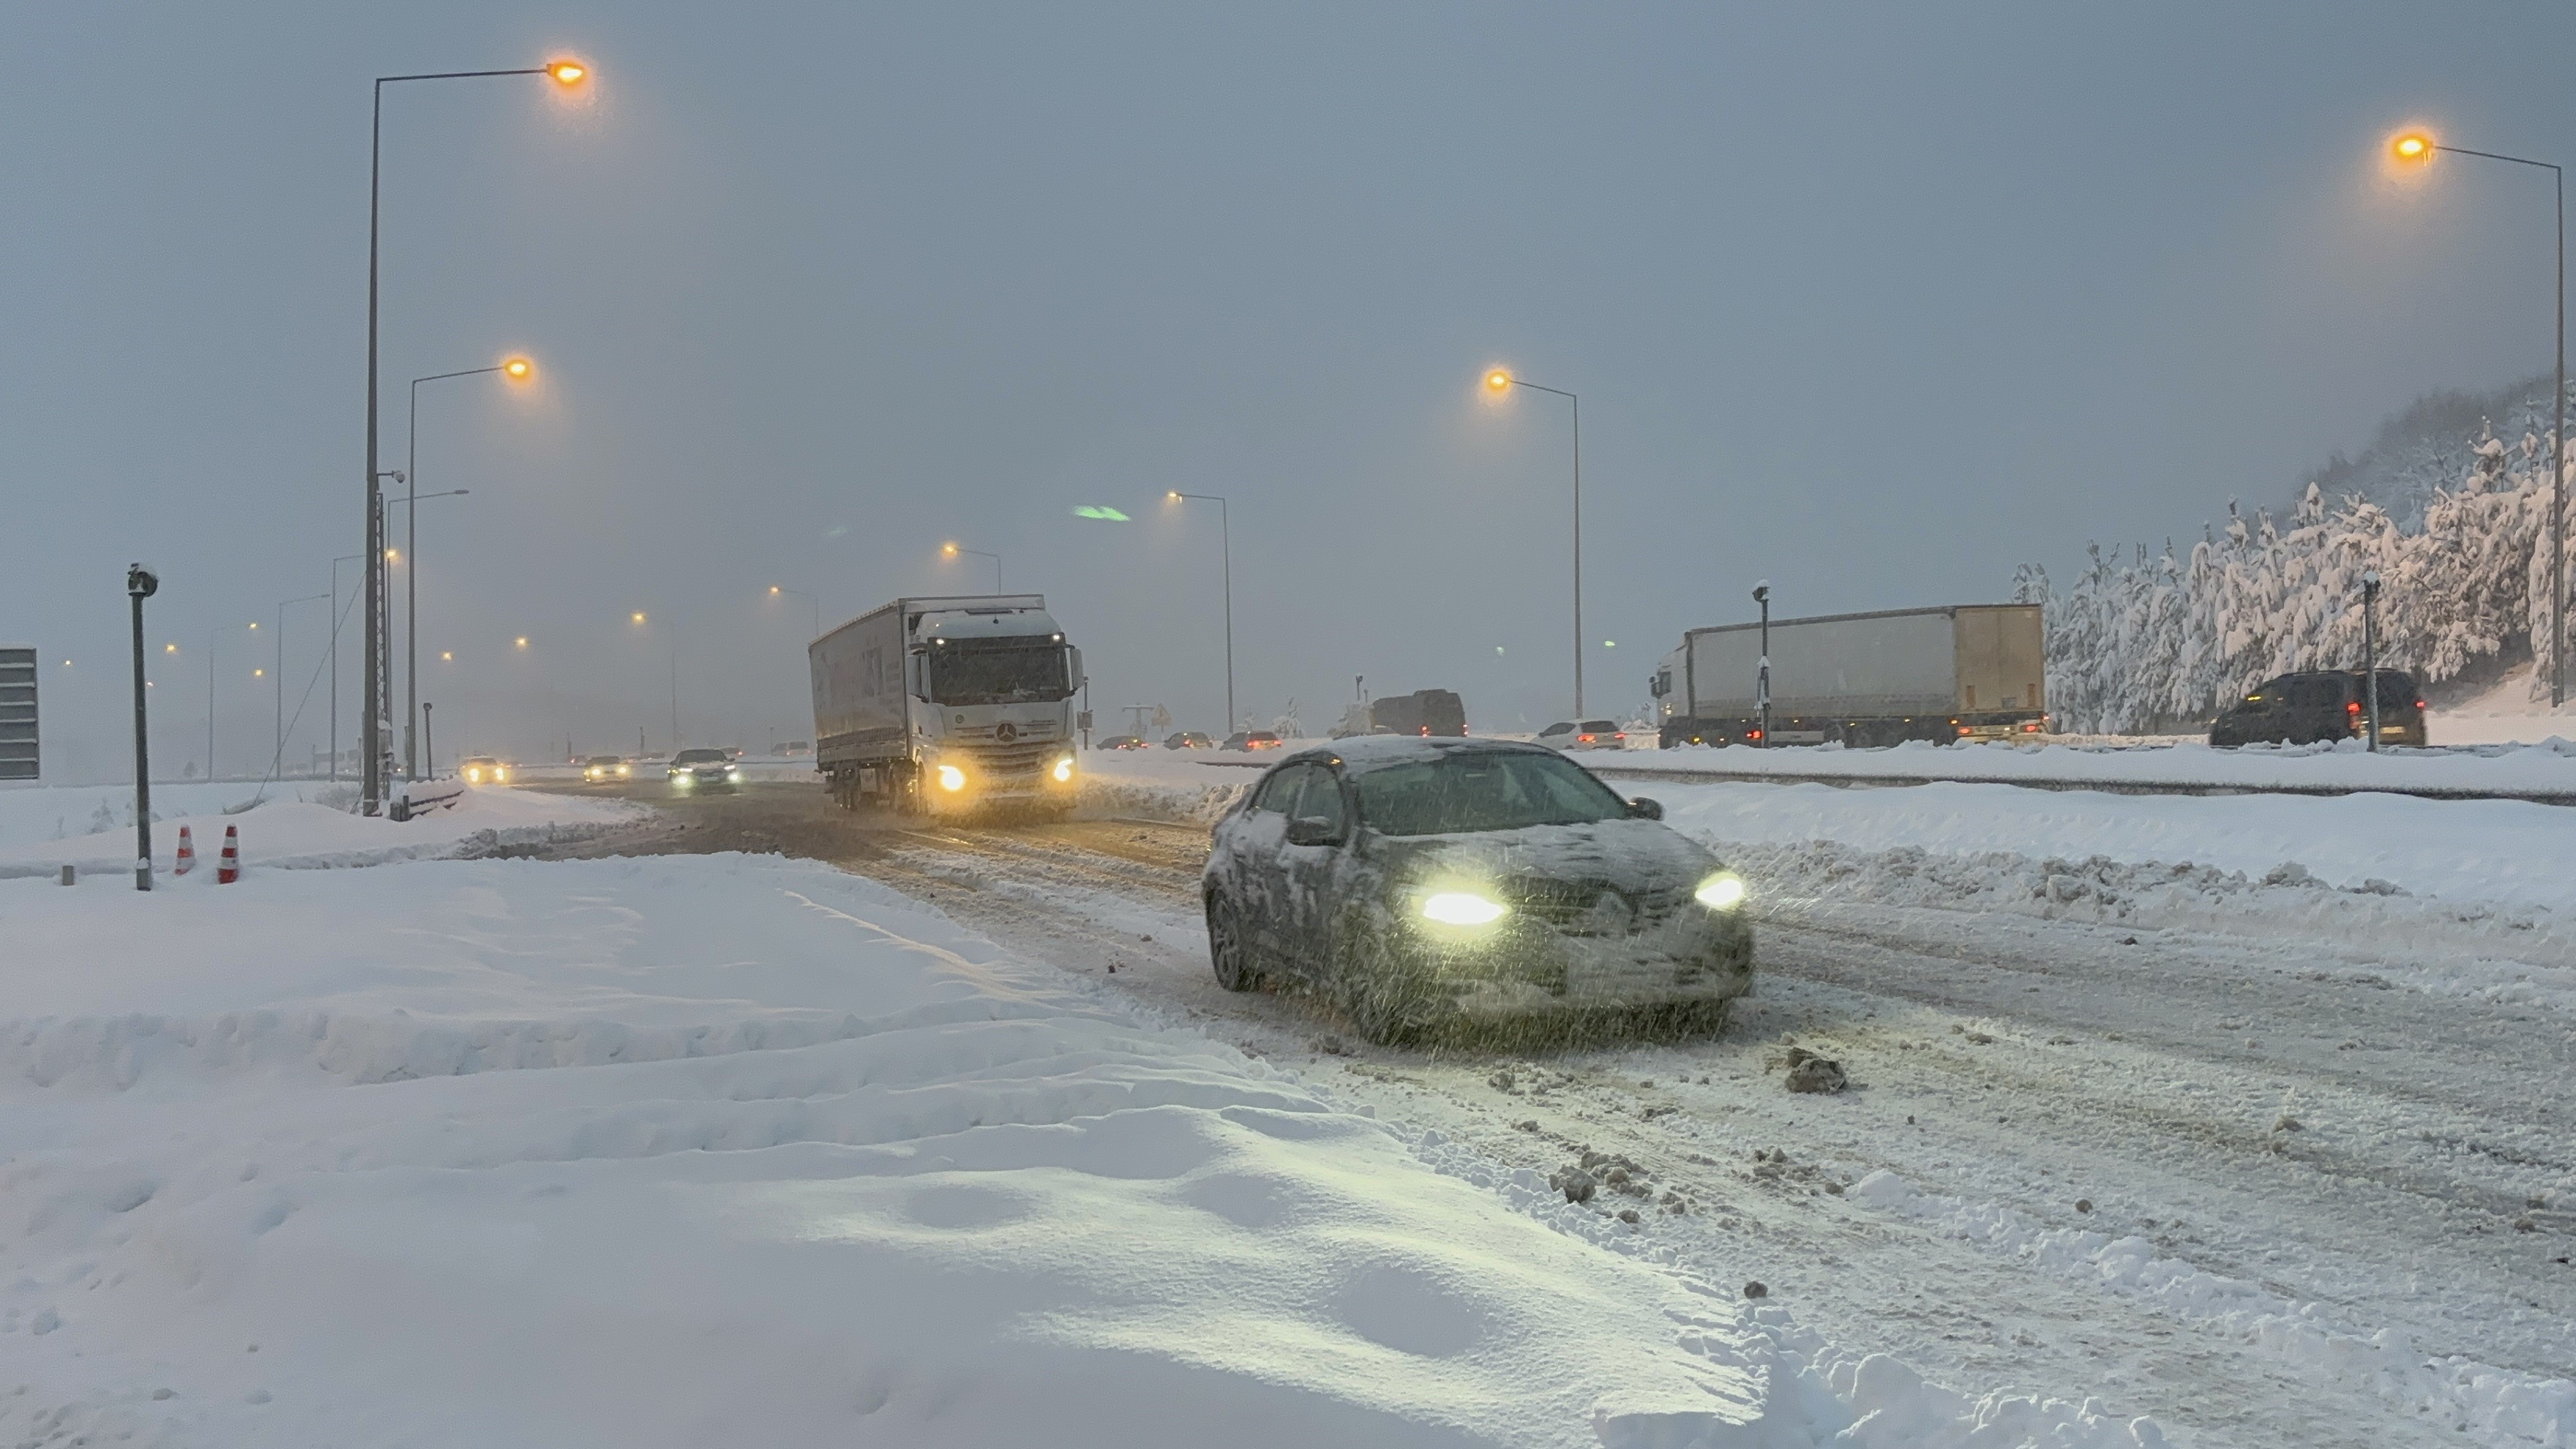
[7,2,2575,776]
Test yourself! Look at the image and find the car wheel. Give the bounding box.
[1330,905,1448,1044]
[1206,893,1262,992]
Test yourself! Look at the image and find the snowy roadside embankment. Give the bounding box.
[1609,737,2576,799]
[0,853,1808,1447]
[0,782,643,879]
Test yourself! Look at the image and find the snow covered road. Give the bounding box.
[554,774,2576,1448]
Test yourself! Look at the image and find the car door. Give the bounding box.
[1231,764,1306,964]
[1278,763,1353,979]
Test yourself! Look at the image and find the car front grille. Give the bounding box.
[1499,877,1690,937]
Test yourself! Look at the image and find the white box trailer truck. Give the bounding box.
[810,594,1084,814]
[1649,604,2045,747]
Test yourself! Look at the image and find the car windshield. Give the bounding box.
[1352,750,1631,836]
[926,640,1070,705]
[586,757,620,765]
[674,749,727,764]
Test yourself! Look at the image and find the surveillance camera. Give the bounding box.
[127,564,159,599]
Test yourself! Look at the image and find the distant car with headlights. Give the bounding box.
[666,746,742,791]
[1165,731,1215,749]
[1202,736,1752,1043]
[1537,720,1629,751]
[581,755,632,783]
[460,756,509,785]
[1097,735,1151,751]
[1222,730,1284,752]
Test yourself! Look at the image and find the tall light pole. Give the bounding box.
[768,585,822,637]
[127,565,159,891]
[362,58,589,817]
[403,357,530,777]
[631,612,678,750]
[276,593,330,776]
[2391,130,2563,705]
[1165,491,1235,733]
[1482,368,1585,716]
[1752,581,1772,747]
[2361,569,2384,752]
[941,542,1004,591]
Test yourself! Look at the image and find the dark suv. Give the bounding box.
[2209,670,2425,748]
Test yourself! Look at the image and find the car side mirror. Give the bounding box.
[1627,797,1664,820]
[1286,817,1344,847]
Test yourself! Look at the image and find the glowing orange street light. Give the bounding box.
[1478,364,1587,714]
[514,637,529,649]
[547,59,588,87]
[502,356,533,381]
[940,542,1002,589]
[1484,368,1513,394]
[2392,132,2433,165]
[631,612,647,624]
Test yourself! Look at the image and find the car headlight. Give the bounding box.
[466,768,482,782]
[1420,891,1508,926]
[936,763,967,792]
[672,772,693,787]
[1052,755,1074,783]
[726,768,742,780]
[1695,872,1747,911]
[617,765,629,776]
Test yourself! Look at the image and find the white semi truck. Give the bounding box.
[1650,603,2045,748]
[809,594,1085,814]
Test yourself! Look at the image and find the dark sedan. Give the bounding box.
[2209,670,2425,748]
[1202,736,1753,1042]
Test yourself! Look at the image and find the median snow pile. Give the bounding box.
[1,853,1808,1447]
[1620,735,2576,798]
[0,781,640,879]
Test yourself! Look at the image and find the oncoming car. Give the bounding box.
[1096,735,1151,751]
[1165,731,1215,749]
[1222,730,1284,752]
[1202,736,1753,1042]
[581,755,631,782]
[1538,720,1628,751]
[460,756,509,785]
[666,747,742,791]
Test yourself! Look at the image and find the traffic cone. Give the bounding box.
[217,825,240,884]
[174,824,195,877]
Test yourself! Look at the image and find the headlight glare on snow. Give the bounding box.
[1695,872,1747,911]
[937,763,968,792]
[1052,755,1075,783]
[1420,891,1508,926]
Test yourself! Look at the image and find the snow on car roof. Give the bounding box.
[1284,734,1552,770]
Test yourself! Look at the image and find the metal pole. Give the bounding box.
[1571,392,1582,718]
[127,566,158,891]
[1755,585,1772,749]
[669,632,679,749]
[408,381,419,777]
[422,702,434,779]
[2556,165,2565,707]
[364,79,384,814]
[2361,572,2383,751]
[207,626,217,782]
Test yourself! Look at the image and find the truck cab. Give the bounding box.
[908,606,1082,809]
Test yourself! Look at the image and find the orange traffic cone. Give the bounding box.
[174,824,195,876]
[217,825,240,884]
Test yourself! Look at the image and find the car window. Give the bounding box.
[2370,673,2418,706]
[1248,765,1305,815]
[2287,677,2343,708]
[1352,750,1630,836]
[1289,767,1347,833]
[675,749,727,763]
[1538,722,1573,737]
[1579,720,1618,733]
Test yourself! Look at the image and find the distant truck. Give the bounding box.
[1650,604,2045,748]
[1330,688,1467,738]
[809,594,1085,814]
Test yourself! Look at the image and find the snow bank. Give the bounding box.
[0,782,642,879]
[0,854,1793,1446]
[1847,1172,2575,1448]
[1612,737,2576,799]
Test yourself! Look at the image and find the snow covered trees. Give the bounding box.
[2031,404,2571,733]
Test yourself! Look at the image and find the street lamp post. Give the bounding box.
[362,59,588,817]
[127,565,159,891]
[768,585,822,637]
[1752,582,1772,747]
[1165,492,1235,733]
[630,612,679,750]
[276,593,330,777]
[331,552,363,779]
[403,358,528,778]
[2392,130,2564,705]
[941,543,1004,591]
[1482,369,1586,716]
[2362,569,2384,752]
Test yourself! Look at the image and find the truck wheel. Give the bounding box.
[1206,894,1262,992]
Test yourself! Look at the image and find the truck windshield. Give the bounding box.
[1352,750,1630,836]
[926,640,1070,705]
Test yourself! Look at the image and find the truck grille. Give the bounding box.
[958,738,1060,779]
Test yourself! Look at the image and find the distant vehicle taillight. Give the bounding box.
[1576,734,1595,743]
[2414,699,2426,710]
[1747,729,1763,741]
[2347,701,2361,714]
[2020,722,2042,733]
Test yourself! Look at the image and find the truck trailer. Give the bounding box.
[1650,603,2045,748]
[809,594,1085,814]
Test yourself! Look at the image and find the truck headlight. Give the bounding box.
[466,768,482,782]
[1695,872,1747,911]
[1420,891,1508,926]
[1052,755,1074,783]
[936,763,967,792]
